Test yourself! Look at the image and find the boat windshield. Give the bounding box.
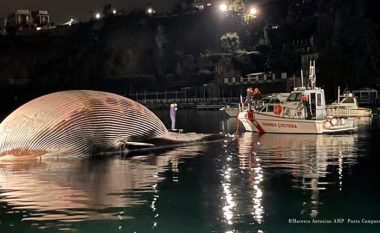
[341,97,355,103]
[286,92,303,102]
[261,97,279,104]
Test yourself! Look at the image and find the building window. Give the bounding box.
[224,78,229,84]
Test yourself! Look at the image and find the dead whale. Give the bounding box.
[0,90,217,158]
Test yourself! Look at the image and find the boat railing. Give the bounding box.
[239,100,268,112]
[327,107,352,118]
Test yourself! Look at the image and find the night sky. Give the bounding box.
[0,0,182,23]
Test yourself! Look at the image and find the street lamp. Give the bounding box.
[146,7,155,15]
[112,9,117,14]
[248,6,258,17]
[95,12,101,19]
[219,3,228,12]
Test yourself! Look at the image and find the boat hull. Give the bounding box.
[221,107,238,117]
[238,111,355,134]
[326,107,372,118]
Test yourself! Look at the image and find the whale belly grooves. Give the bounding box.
[0,90,168,157]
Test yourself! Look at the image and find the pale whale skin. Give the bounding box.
[0,90,170,157]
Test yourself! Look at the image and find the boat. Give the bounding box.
[220,93,290,117]
[237,61,356,134]
[220,104,239,117]
[326,87,372,118]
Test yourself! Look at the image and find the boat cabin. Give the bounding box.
[258,93,290,112]
[282,87,326,120]
[331,92,358,107]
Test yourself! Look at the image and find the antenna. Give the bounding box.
[309,60,316,89]
[337,86,340,103]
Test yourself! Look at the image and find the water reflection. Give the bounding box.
[220,117,239,134]
[217,133,265,233]
[0,109,374,233]
[235,132,358,220]
[236,133,264,224]
[0,144,204,229]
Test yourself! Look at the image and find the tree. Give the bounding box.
[220,32,240,53]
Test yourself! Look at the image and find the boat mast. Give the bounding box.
[309,60,316,89]
[337,86,340,103]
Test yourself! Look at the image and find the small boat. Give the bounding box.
[238,61,356,134]
[326,88,372,118]
[220,105,239,117]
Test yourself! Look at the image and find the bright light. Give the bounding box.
[36,27,41,31]
[219,3,228,12]
[147,7,154,15]
[112,9,117,14]
[95,12,101,19]
[249,7,258,16]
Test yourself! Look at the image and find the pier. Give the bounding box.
[128,90,240,110]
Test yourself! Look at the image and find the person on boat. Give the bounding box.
[252,87,262,109]
[170,103,178,130]
[253,87,261,99]
[302,95,312,119]
[245,87,254,104]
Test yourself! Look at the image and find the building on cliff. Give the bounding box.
[0,17,7,35]
[7,10,32,31]
[201,57,291,98]
[3,9,50,33]
[31,10,50,29]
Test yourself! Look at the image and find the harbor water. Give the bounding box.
[0,110,380,233]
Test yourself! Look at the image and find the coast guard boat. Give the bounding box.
[237,61,356,134]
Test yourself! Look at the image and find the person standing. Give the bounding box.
[302,95,312,119]
[170,103,178,130]
[245,87,253,103]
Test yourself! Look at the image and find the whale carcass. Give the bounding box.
[0,90,208,157]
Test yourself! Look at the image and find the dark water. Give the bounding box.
[1,110,380,233]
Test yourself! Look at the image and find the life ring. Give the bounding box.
[297,109,303,117]
[273,104,282,115]
[324,121,332,129]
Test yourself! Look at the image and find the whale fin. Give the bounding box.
[124,141,155,148]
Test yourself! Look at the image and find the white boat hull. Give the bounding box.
[326,106,372,118]
[238,111,355,134]
[222,107,238,117]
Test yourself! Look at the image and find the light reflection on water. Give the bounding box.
[0,110,378,232]
[0,144,204,230]
[235,132,358,220]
